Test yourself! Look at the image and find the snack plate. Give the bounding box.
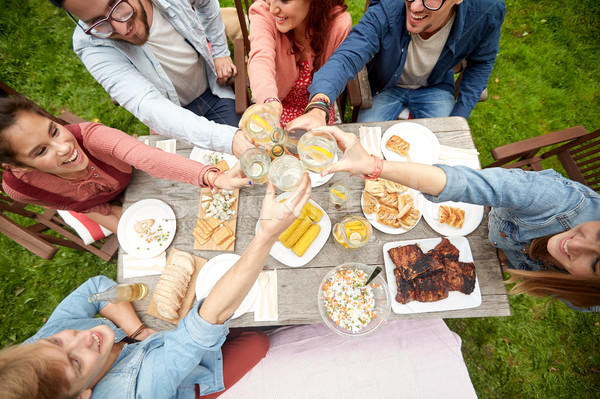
[381,122,440,164]
[382,237,482,314]
[195,254,258,318]
[190,147,239,168]
[421,198,485,236]
[255,193,331,267]
[117,199,176,258]
[360,187,423,234]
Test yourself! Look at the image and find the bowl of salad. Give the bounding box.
[318,263,391,338]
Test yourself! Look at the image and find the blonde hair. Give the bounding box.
[0,342,75,399]
[505,268,600,309]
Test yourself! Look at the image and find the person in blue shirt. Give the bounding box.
[319,126,600,311]
[0,175,312,399]
[287,0,505,131]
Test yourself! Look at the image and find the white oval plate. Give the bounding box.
[195,254,258,318]
[361,188,423,234]
[255,193,331,267]
[383,237,482,314]
[420,198,484,237]
[117,199,176,258]
[381,122,440,165]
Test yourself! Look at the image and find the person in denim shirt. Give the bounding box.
[49,0,253,158]
[287,0,505,131]
[320,126,600,311]
[0,175,312,399]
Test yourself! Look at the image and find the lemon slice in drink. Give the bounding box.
[250,162,264,177]
[332,189,347,200]
[348,232,362,245]
[305,145,333,159]
[248,115,274,133]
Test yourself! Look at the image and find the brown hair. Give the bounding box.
[0,96,43,166]
[0,342,76,399]
[505,269,600,309]
[297,0,348,71]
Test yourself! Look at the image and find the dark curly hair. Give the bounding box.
[294,0,348,71]
[0,96,43,166]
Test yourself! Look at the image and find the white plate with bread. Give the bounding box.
[195,254,258,318]
[381,122,440,165]
[420,198,484,237]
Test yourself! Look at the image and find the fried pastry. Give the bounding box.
[365,179,386,197]
[383,179,407,193]
[362,190,378,214]
[377,205,401,228]
[378,192,399,209]
[386,135,411,157]
[439,205,466,229]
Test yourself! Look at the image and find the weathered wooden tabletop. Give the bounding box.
[118,117,511,331]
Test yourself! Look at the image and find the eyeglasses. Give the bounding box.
[406,0,447,12]
[66,0,134,39]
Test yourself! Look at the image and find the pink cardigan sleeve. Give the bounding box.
[81,123,216,188]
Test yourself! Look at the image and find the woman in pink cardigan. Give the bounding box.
[247,0,351,126]
[0,97,249,233]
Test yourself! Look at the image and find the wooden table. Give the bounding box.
[118,117,511,331]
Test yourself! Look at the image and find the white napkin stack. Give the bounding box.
[155,139,177,154]
[122,252,166,278]
[254,270,278,321]
[437,145,481,169]
[359,126,383,158]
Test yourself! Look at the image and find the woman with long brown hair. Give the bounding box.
[318,126,600,311]
[247,0,351,126]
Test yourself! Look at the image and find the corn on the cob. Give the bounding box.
[303,202,323,222]
[292,224,321,256]
[278,209,307,242]
[282,217,312,248]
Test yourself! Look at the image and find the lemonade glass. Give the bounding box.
[240,103,280,144]
[268,155,305,191]
[240,147,271,184]
[298,130,337,173]
[332,215,373,249]
[329,181,349,204]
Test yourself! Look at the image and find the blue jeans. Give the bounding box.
[357,86,455,122]
[184,89,240,126]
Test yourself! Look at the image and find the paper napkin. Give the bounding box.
[123,252,166,278]
[359,126,383,158]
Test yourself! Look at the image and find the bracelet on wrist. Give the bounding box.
[311,96,331,108]
[264,97,280,104]
[129,323,146,339]
[364,155,383,180]
[304,102,330,122]
[208,171,225,190]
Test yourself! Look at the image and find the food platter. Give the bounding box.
[360,187,423,234]
[189,147,239,168]
[195,253,258,318]
[383,237,482,314]
[117,199,176,258]
[420,198,485,237]
[381,122,440,164]
[256,193,331,267]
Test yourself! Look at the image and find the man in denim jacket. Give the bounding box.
[289,0,505,129]
[1,176,312,398]
[50,0,252,157]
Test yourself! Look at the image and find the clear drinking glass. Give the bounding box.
[329,181,350,205]
[332,215,373,249]
[240,147,271,184]
[297,130,337,173]
[268,155,305,191]
[240,103,280,144]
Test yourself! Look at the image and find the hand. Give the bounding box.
[257,174,311,241]
[318,126,374,176]
[286,108,327,131]
[214,56,237,85]
[238,102,282,131]
[213,162,252,190]
[265,100,283,121]
[231,129,256,158]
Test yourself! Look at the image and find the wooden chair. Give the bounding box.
[232,0,372,121]
[485,125,600,193]
[0,82,120,261]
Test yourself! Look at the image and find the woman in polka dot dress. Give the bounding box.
[247,0,351,127]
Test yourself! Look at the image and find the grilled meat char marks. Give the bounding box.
[444,259,476,294]
[388,239,476,304]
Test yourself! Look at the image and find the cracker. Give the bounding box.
[215,160,230,172]
[212,225,233,245]
[218,235,236,250]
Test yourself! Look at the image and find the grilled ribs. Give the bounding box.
[388,244,430,280]
[444,259,477,294]
[414,270,449,302]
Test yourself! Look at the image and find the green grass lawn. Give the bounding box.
[1,0,599,397]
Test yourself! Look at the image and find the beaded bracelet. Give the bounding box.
[202,166,221,188]
[304,102,330,122]
[264,97,280,104]
[208,171,225,190]
[129,324,146,339]
[311,96,331,108]
[364,155,384,180]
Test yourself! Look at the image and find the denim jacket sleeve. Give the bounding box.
[192,0,230,59]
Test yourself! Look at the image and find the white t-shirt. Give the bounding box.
[146,5,208,106]
[397,14,455,89]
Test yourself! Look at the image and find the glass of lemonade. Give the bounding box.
[268,155,305,191]
[329,181,350,205]
[240,147,271,184]
[332,215,373,249]
[298,130,337,173]
[240,103,280,144]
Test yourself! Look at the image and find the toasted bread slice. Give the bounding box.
[169,252,195,275]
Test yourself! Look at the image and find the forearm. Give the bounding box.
[379,161,448,196]
[99,301,147,337]
[199,233,276,324]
